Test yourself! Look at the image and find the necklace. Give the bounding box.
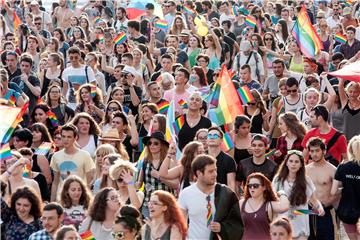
[247,199,261,218]
[150,222,166,240]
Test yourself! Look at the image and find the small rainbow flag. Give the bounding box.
[37,98,45,105]
[8,95,17,106]
[178,99,188,109]
[90,84,97,98]
[265,149,276,158]
[293,209,319,215]
[155,19,168,30]
[221,132,234,151]
[237,86,254,104]
[183,6,197,15]
[13,12,21,32]
[96,34,104,43]
[93,16,102,24]
[80,230,96,240]
[114,32,127,45]
[0,143,12,161]
[47,111,59,127]
[172,115,185,135]
[238,7,249,16]
[277,100,285,116]
[230,6,238,16]
[334,33,347,44]
[245,15,257,28]
[34,142,52,155]
[209,83,221,107]
[346,0,354,6]
[23,164,31,178]
[157,101,170,114]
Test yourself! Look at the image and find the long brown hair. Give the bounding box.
[180,141,202,184]
[274,150,307,206]
[244,172,278,201]
[60,175,92,209]
[279,112,307,139]
[251,89,268,114]
[71,112,101,135]
[153,190,188,238]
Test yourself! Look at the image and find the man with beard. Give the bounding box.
[237,134,277,184]
[178,155,243,240]
[113,7,128,33]
[306,137,339,240]
[52,0,74,30]
[263,59,286,103]
[28,203,64,240]
[302,105,347,164]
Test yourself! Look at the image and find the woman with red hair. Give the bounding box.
[240,172,290,240]
[189,66,208,90]
[142,190,187,240]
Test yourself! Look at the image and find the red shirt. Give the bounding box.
[302,127,347,162]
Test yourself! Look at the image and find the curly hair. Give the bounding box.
[180,141,203,185]
[152,190,188,238]
[278,112,307,139]
[274,150,307,206]
[88,187,116,222]
[76,83,104,106]
[10,186,42,219]
[60,175,92,210]
[71,112,101,135]
[115,205,142,237]
[244,172,278,202]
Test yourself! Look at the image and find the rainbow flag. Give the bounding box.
[265,149,276,158]
[157,101,170,114]
[183,5,197,15]
[1,103,29,144]
[237,86,254,104]
[178,99,188,109]
[138,137,144,152]
[245,15,257,28]
[23,164,31,178]
[346,0,354,5]
[80,230,96,240]
[155,19,168,30]
[209,83,221,107]
[207,66,244,126]
[230,6,238,16]
[0,143,12,161]
[238,7,249,16]
[90,85,97,98]
[13,12,21,32]
[96,34,104,43]
[172,115,185,135]
[37,98,45,105]
[221,132,234,151]
[165,101,182,160]
[114,32,127,45]
[8,95,17,106]
[277,100,285,116]
[293,209,319,215]
[334,33,347,44]
[292,6,323,58]
[93,16,102,24]
[47,111,59,127]
[34,142,52,155]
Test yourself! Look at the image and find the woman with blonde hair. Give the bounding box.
[93,154,120,194]
[109,159,144,209]
[331,135,360,240]
[94,144,117,181]
[98,129,130,161]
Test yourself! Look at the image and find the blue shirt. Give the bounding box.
[28,229,53,240]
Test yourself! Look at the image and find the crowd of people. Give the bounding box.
[1,0,360,239]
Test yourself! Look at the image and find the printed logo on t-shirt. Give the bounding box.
[68,75,87,87]
[59,161,78,180]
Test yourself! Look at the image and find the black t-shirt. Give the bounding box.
[178,115,212,150]
[51,103,75,126]
[33,173,50,201]
[123,135,135,162]
[216,151,237,185]
[237,157,278,183]
[12,74,40,113]
[132,35,148,44]
[206,68,214,85]
[160,48,188,66]
[334,161,360,223]
[6,67,21,81]
[208,11,220,21]
[123,85,142,116]
[220,42,230,66]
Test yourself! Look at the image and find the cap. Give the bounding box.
[343,7,351,15]
[240,40,252,52]
[30,0,39,5]
[146,3,154,10]
[122,65,138,76]
[179,29,191,37]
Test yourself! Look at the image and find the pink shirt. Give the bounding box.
[163,88,191,115]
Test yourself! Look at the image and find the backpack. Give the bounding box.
[324,131,342,167]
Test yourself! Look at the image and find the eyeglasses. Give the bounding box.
[316,16,324,19]
[108,107,119,112]
[207,133,220,139]
[287,89,298,93]
[147,141,160,146]
[247,183,261,189]
[107,195,119,201]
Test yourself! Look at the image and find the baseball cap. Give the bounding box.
[122,65,138,76]
[240,40,252,52]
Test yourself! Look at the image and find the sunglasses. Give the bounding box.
[147,141,160,146]
[116,178,123,183]
[287,89,297,93]
[247,183,261,189]
[264,38,273,41]
[108,107,119,112]
[207,133,220,139]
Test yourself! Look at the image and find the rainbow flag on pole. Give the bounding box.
[114,32,127,45]
[155,19,168,30]
[207,66,244,126]
[183,6,197,16]
[13,12,21,32]
[237,86,255,104]
[172,115,185,135]
[90,84,97,98]
[293,209,319,215]
[0,143,12,161]
[292,6,323,58]
[34,142,52,155]
[245,15,257,28]
[80,230,96,240]
[334,33,347,44]
[265,149,276,158]
[157,101,170,114]
[1,103,28,144]
[165,101,182,160]
[221,132,234,151]
[23,164,31,178]
[47,111,59,127]
[178,99,188,109]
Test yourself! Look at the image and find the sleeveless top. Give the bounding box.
[322,36,331,53]
[188,48,201,68]
[342,103,360,141]
[208,55,221,71]
[80,135,97,157]
[244,106,263,134]
[289,57,304,73]
[234,148,252,164]
[144,224,171,240]
[241,200,271,240]
[283,95,304,114]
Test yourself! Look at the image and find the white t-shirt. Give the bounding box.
[178,183,215,240]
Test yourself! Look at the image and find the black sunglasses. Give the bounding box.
[247,183,261,189]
